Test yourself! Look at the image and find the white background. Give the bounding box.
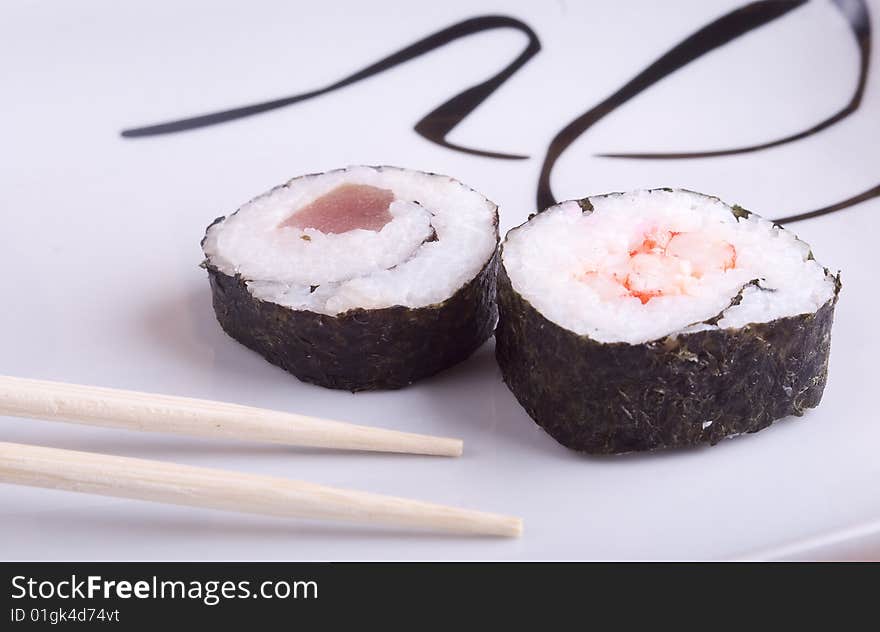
[1,0,878,560]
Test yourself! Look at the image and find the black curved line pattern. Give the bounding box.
[774,182,880,224]
[120,15,540,160]
[597,0,871,160]
[536,0,807,210]
[119,7,877,222]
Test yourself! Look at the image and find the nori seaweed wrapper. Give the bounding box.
[201,173,499,392]
[495,194,841,454]
[205,253,497,391]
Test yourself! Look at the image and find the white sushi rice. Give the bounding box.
[502,189,836,344]
[202,166,497,315]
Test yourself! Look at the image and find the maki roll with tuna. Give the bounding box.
[496,189,840,454]
[202,166,498,391]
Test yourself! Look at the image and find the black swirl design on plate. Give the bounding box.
[535,0,806,210]
[121,15,540,160]
[535,0,878,222]
[121,6,878,224]
[597,0,870,160]
[774,182,880,224]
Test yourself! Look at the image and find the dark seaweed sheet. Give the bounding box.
[495,191,841,453]
[202,166,500,391]
[205,252,498,392]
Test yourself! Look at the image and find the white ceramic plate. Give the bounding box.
[1,0,878,560]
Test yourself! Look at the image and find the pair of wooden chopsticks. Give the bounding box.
[0,376,521,537]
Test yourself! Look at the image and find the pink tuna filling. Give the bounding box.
[280,184,395,234]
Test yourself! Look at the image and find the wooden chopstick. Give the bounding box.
[0,442,522,537]
[0,376,462,457]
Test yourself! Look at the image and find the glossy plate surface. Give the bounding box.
[1,0,877,560]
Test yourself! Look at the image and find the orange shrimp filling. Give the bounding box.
[581,229,736,304]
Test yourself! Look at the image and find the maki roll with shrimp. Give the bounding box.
[496,189,840,454]
[202,166,498,391]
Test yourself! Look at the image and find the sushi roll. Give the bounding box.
[496,189,840,454]
[202,166,499,391]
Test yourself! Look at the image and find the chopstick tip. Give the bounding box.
[449,438,464,457]
[479,514,523,538]
[420,436,463,457]
[507,517,524,538]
